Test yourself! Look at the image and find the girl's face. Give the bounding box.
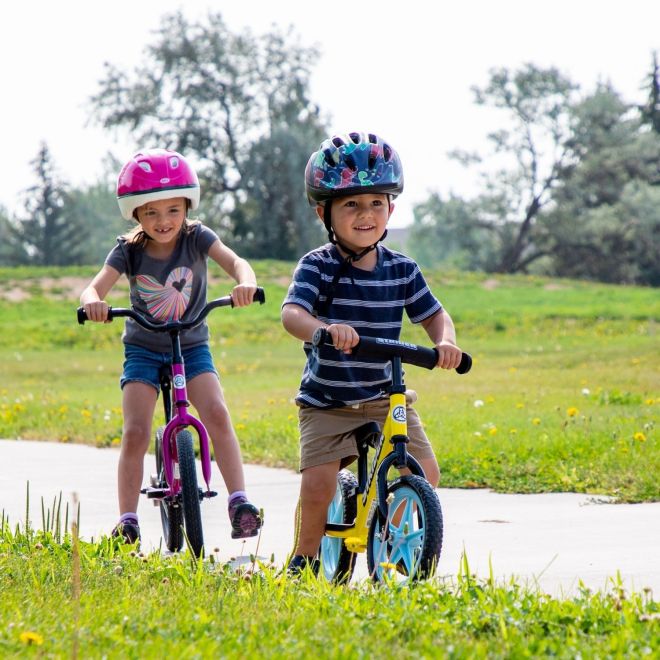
[135,197,187,247]
[318,193,393,253]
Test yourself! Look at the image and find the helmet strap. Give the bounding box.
[320,202,390,311]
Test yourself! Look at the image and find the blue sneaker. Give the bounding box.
[287,554,320,576]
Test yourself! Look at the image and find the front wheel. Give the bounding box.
[176,430,204,557]
[367,475,443,583]
[155,427,184,553]
[319,469,358,583]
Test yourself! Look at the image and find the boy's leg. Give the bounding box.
[119,382,158,514]
[294,459,341,557]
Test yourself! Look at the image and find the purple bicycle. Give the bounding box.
[77,288,265,557]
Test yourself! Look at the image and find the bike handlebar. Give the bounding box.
[77,287,266,332]
[312,327,472,374]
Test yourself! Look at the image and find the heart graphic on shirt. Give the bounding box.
[136,267,193,321]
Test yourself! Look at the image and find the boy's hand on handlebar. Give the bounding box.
[326,324,359,354]
[231,283,257,308]
[83,301,110,323]
[435,341,463,370]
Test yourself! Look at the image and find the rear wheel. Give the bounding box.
[176,430,204,557]
[155,427,183,552]
[319,469,358,583]
[367,475,443,583]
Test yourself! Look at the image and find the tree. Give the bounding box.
[0,206,29,265]
[640,51,660,134]
[410,194,499,270]
[10,144,88,265]
[89,11,327,257]
[546,84,660,284]
[444,64,578,273]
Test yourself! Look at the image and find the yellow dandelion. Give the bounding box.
[380,562,397,571]
[516,403,525,409]
[566,407,579,417]
[486,396,495,403]
[634,432,646,442]
[509,428,517,434]
[508,367,517,373]
[532,418,541,425]
[236,423,246,431]
[267,398,276,405]
[645,398,655,405]
[81,409,92,418]
[19,631,44,646]
[489,427,498,436]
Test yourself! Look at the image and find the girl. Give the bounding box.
[80,148,262,543]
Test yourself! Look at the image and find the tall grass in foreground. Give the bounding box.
[1,502,658,658]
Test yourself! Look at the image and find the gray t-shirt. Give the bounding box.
[105,223,219,352]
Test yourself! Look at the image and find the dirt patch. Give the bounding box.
[544,282,568,291]
[482,278,500,290]
[3,287,31,302]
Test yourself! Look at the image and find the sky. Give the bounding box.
[1,0,659,227]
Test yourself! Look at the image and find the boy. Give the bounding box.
[282,132,463,573]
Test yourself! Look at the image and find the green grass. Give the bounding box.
[1,513,658,658]
[0,264,658,501]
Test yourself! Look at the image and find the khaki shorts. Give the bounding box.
[297,391,435,471]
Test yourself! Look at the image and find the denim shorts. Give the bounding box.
[120,343,219,392]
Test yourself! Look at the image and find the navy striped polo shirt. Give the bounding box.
[283,243,443,408]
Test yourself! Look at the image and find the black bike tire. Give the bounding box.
[176,430,204,557]
[319,469,358,583]
[366,475,443,582]
[155,427,184,553]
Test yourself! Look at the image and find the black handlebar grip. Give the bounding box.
[76,306,115,324]
[456,352,472,375]
[253,287,266,304]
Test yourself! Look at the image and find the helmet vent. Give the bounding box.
[349,132,361,144]
[383,143,392,161]
[332,137,345,147]
[368,133,378,144]
[323,148,337,167]
[169,156,180,168]
[344,154,357,171]
[138,162,152,173]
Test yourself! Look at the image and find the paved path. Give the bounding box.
[1,439,659,596]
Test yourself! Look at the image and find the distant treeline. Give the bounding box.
[0,12,658,285]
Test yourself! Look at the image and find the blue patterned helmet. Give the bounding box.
[305,132,404,206]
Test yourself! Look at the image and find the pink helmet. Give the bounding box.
[116,148,200,220]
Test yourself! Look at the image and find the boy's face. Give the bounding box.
[317,193,393,253]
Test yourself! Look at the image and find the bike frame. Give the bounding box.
[159,330,213,497]
[324,356,425,553]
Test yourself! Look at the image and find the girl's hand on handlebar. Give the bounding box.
[83,301,110,323]
[231,283,257,308]
[326,324,359,354]
[435,341,463,370]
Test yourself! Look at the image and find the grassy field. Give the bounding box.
[0,262,657,502]
[1,264,658,656]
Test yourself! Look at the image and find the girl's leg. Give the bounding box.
[119,382,158,514]
[187,372,245,493]
[294,460,341,557]
[188,372,261,538]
